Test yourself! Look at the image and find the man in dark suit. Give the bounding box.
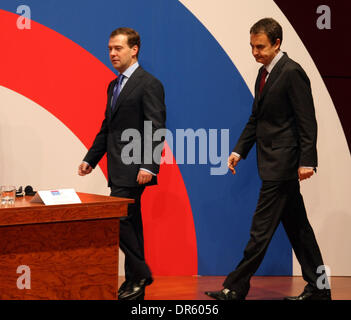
[205,18,330,300]
[78,27,166,300]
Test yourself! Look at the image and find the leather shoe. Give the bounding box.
[284,289,331,301]
[118,280,132,295]
[118,277,153,300]
[205,288,244,300]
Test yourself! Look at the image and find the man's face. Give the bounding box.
[108,34,138,73]
[250,32,280,66]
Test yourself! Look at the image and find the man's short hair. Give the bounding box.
[250,18,283,47]
[110,27,141,57]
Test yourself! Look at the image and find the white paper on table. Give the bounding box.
[30,188,81,205]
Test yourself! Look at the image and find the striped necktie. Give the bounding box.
[111,74,125,112]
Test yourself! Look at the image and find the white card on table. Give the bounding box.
[30,189,81,205]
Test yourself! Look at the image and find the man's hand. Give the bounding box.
[228,153,240,175]
[78,162,93,176]
[137,170,153,185]
[298,167,314,181]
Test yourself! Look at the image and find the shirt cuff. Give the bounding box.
[231,152,241,159]
[140,168,156,176]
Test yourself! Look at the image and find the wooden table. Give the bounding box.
[0,192,133,300]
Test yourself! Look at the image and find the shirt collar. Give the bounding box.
[120,61,139,79]
[265,50,284,74]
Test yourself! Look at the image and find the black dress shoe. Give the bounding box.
[118,277,153,300]
[284,290,331,301]
[205,288,244,300]
[118,280,132,295]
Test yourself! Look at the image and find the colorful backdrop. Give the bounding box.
[0,0,350,277]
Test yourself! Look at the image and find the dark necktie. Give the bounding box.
[259,68,268,95]
[111,74,125,112]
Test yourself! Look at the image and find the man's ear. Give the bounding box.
[132,45,139,58]
[275,38,281,50]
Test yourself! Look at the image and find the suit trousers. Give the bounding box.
[110,185,152,282]
[223,179,325,297]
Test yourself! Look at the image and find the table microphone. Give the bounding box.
[16,186,24,197]
[24,185,36,196]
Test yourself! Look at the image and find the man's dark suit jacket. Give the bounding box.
[234,53,317,181]
[84,66,166,187]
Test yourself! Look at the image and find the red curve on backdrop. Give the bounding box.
[0,10,197,276]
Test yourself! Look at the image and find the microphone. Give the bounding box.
[16,186,24,197]
[24,185,36,196]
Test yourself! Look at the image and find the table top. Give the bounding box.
[0,192,133,227]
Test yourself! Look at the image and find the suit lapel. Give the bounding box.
[111,66,145,118]
[258,53,289,103]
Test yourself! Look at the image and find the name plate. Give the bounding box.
[30,189,81,205]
